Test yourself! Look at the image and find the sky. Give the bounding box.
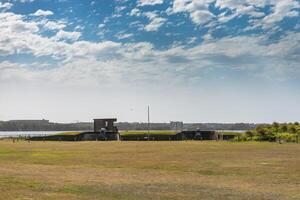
[0,0,299,123]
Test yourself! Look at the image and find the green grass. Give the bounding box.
[120,130,178,136]
[218,131,245,136]
[55,131,84,136]
[55,130,178,137]
[0,141,299,200]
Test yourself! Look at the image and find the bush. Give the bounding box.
[252,135,261,141]
[276,133,296,142]
[234,123,300,142]
[233,134,248,142]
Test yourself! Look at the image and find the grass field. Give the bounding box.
[0,141,299,200]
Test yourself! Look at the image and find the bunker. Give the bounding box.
[89,118,119,140]
[94,118,117,132]
[30,118,233,142]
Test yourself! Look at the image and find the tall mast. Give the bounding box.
[148,105,150,141]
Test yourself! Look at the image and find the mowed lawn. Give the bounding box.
[0,141,299,200]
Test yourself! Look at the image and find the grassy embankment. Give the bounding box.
[120,130,178,136]
[0,141,299,200]
[55,132,84,136]
[218,131,244,136]
[55,130,178,136]
[219,131,244,139]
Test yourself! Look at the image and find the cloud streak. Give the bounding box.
[31,9,54,17]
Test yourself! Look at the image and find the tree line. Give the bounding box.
[234,122,300,142]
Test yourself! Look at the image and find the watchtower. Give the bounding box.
[93,118,117,132]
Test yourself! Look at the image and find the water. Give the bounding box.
[0,131,70,138]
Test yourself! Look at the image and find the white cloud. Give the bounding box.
[262,0,300,28]
[129,8,141,16]
[54,30,81,42]
[0,12,39,35]
[75,25,84,31]
[115,33,134,40]
[144,17,166,31]
[0,61,35,82]
[0,2,13,10]
[187,36,197,44]
[11,21,39,33]
[32,9,54,17]
[98,23,105,28]
[143,12,167,31]
[0,10,299,89]
[115,6,126,12]
[144,11,158,19]
[138,0,163,6]
[215,0,299,28]
[170,0,299,29]
[1,26,299,86]
[172,0,214,25]
[0,13,78,57]
[190,10,214,25]
[42,20,66,30]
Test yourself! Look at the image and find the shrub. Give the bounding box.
[236,123,300,142]
[252,135,261,141]
[276,133,296,142]
[233,134,248,142]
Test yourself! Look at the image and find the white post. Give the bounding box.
[148,106,150,141]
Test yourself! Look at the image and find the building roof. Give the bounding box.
[93,118,117,121]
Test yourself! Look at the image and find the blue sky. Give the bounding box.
[0,0,299,123]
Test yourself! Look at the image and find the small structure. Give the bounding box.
[86,118,119,141]
[94,118,117,132]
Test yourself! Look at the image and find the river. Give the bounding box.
[0,131,75,138]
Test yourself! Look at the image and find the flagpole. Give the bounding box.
[148,105,150,141]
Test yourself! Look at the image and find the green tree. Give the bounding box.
[245,130,254,140]
[273,122,279,131]
[280,125,288,132]
[256,128,267,140]
[290,126,297,134]
[271,122,280,133]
